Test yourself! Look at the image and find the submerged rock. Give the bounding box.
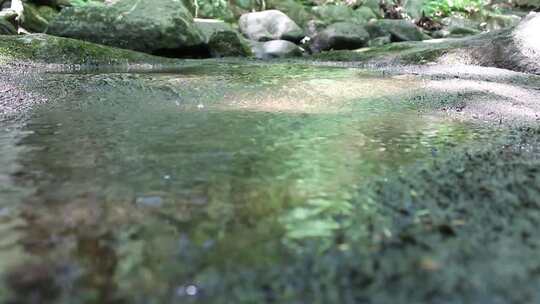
[47,0,205,57]
[239,10,305,43]
[310,22,370,52]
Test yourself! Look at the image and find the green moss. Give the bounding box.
[399,47,449,64]
[0,34,174,66]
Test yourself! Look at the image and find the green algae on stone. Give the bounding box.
[46,0,204,56]
[21,2,56,33]
[208,31,252,58]
[0,34,173,66]
[0,19,17,35]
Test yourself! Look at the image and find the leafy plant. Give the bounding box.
[423,0,487,18]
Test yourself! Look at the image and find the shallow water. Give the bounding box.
[0,62,505,303]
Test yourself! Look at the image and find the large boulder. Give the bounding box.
[366,19,429,42]
[249,39,303,59]
[239,10,305,43]
[47,0,205,57]
[310,22,370,52]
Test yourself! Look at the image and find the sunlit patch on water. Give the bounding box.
[0,62,509,303]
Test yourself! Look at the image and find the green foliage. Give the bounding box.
[423,0,487,18]
[194,0,235,20]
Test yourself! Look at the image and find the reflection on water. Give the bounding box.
[0,63,501,303]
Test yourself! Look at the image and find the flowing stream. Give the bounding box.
[0,62,506,303]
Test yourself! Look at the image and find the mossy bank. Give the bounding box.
[0,34,174,67]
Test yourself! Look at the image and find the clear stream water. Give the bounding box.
[0,62,504,303]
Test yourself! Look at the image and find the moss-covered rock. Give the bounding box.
[448,26,481,36]
[208,31,252,58]
[194,18,251,58]
[46,0,205,57]
[0,33,173,65]
[195,18,236,43]
[0,18,17,35]
[239,10,305,43]
[0,8,17,35]
[310,22,370,52]
[514,0,540,7]
[313,12,540,75]
[354,6,378,21]
[484,13,521,31]
[20,2,57,33]
[366,19,430,42]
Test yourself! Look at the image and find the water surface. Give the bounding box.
[0,63,503,303]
